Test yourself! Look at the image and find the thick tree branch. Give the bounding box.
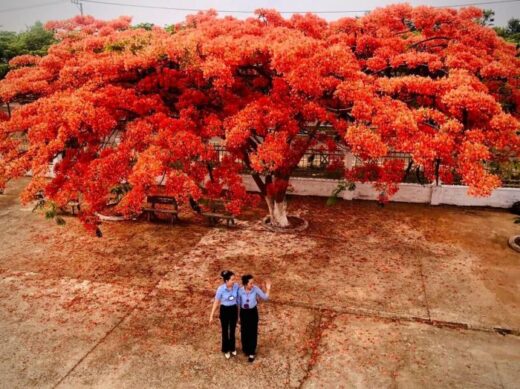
[241,149,266,195]
[206,162,214,182]
[394,29,413,36]
[410,36,451,49]
[326,106,355,121]
[402,159,413,182]
[422,121,440,130]
[434,158,441,186]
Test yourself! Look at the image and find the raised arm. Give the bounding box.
[256,279,272,300]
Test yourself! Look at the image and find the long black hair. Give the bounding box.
[242,274,253,286]
[221,270,234,282]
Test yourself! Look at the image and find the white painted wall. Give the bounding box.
[240,175,519,208]
[41,164,518,208]
[431,185,519,208]
[350,182,433,203]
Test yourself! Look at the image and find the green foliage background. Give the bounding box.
[494,18,520,46]
[0,22,55,79]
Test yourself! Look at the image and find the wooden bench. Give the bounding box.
[142,196,179,225]
[201,200,235,227]
[67,200,80,215]
[203,212,235,227]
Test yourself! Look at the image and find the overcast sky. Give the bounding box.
[0,0,519,32]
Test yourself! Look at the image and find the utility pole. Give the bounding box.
[71,0,84,16]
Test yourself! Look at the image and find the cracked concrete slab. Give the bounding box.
[303,314,520,389]
[157,223,430,319]
[1,179,519,388]
[417,212,520,330]
[0,269,148,388]
[56,289,316,388]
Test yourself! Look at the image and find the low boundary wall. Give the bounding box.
[240,175,519,208]
[39,166,519,209]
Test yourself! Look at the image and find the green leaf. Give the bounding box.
[326,196,338,207]
[55,216,66,226]
[327,180,354,206]
[32,200,45,212]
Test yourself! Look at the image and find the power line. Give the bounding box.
[80,0,284,14]
[0,1,64,14]
[78,0,520,14]
[0,0,518,16]
[71,0,84,15]
[436,0,520,7]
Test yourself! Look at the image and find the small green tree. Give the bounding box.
[479,9,495,26]
[495,18,520,45]
[0,22,55,79]
[132,22,154,31]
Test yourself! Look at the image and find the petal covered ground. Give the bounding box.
[0,178,519,388]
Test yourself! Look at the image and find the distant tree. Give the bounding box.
[479,9,495,26]
[133,22,154,31]
[495,18,520,46]
[0,22,55,79]
[0,31,17,78]
[507,18,520,34]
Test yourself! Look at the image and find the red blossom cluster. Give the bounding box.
[0,4,518,231]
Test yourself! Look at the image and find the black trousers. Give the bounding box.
[240,306,259,356]
[220,305,238,353]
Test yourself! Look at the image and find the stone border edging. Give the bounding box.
[508,235,520,253]
[94,212,127,222]
[261,215,309,233]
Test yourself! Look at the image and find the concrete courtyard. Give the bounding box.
[0,178,519,388]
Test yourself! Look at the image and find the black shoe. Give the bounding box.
[248,355,255,363]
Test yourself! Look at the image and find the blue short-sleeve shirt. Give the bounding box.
[215,283,239,306]
[238,286,268,309]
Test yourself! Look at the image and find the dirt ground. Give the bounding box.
[0,178,519,388]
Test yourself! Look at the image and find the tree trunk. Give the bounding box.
[249,172,291,228]
[265,195,290,227]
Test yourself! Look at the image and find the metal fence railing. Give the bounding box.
[293,149,345,179]
[212,145,346,179]
[353,152,428,184]
[212,145,519,187]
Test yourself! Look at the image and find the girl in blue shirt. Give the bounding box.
[209,270,239,359]
[238,274,271,362]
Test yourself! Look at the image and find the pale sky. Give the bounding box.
[0,0,519,32]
